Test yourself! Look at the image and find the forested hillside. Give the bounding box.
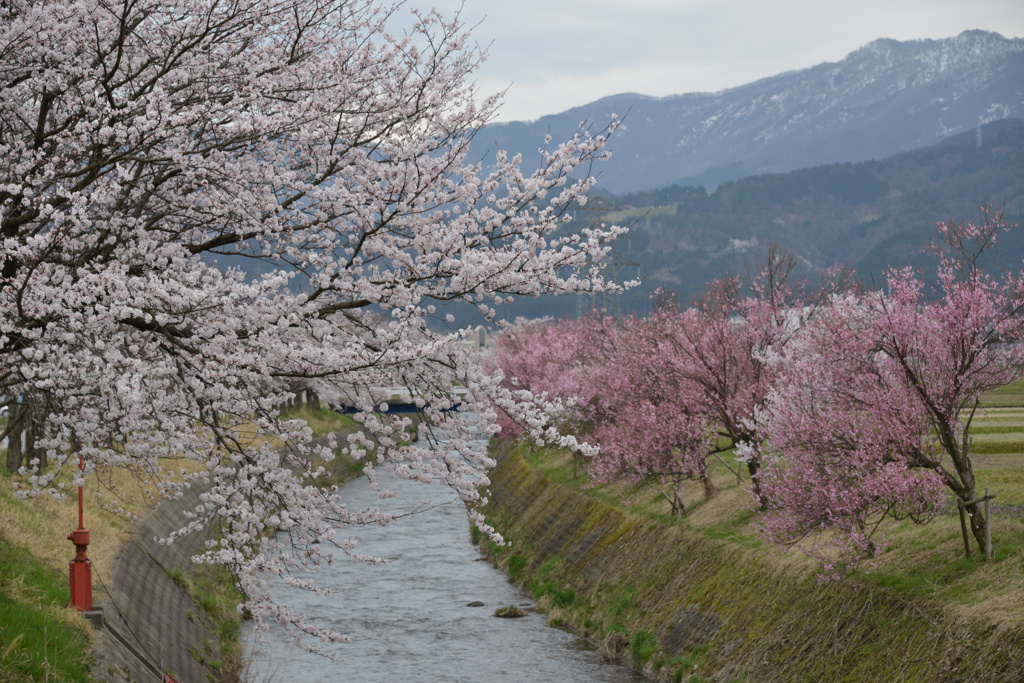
[488,118,1024,322]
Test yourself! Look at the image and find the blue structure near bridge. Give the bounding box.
[332,386,467,415]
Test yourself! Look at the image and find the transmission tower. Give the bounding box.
[577,250,641,320]
[571,198,641,320]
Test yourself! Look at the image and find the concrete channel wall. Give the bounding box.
[93,481,219,682]
[479,441,1024,682]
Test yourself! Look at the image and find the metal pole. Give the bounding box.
[68,445,92,611]
[78,451,84,529]
[985,487,992,561]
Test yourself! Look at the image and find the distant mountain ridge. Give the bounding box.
[484,118,1024,323]
[474,30,1024,193]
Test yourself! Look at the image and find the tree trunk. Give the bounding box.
[964,500,989,556]
[666,481,687,518]
[5,411,23,474]
[747,458,766,507]
[305,389,320,408]
[950,447,989,556]
[701,470,716,499]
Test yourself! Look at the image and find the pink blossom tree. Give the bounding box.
[750,207,1024,566]
[486,314,617,484]
[657,247,850,504]
[0,0,624,647]
[585,311,717,517]
[746,295,950,570]
[490,307,721,516]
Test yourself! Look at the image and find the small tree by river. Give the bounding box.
[747,207,1024,567]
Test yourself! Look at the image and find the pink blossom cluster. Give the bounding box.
[491,209,1022,573]
[483,314,615,439]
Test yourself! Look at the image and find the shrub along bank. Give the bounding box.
[475,440,1024,683]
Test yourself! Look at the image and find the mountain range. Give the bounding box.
[473,30,1024,194]
[483,117,1024,323]
[215,30,1024,325]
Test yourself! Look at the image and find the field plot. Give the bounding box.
[971,381,1024,512]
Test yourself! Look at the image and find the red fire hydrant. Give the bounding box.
[68,449,93,612]
[67,527,92,611]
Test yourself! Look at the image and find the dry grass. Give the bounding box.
[0,403,354,600]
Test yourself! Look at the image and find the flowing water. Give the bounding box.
[242,475,643,679]
[242,458,646,682]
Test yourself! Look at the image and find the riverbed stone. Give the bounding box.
[494,605,527,618]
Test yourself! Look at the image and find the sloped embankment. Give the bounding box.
[97,482,222,682]
[477,441,1024,682]
[97,427,360,682]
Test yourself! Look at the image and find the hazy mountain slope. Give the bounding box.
[474,30,1024,194]
[482,118,1024,323]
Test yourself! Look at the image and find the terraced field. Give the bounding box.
[972,380,1024,515]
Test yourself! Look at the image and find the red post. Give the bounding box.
[68,450,92,612]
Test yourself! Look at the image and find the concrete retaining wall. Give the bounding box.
[94,482,219,682]
[479,441,1024,682]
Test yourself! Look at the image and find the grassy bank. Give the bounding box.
[0,537,93,682]
[0,439,148,682]
[0,403,356,682]
[475,384,1024,682]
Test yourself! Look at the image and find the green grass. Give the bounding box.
[523,446,582,485]
[701,509,762,548]
[280,403,356,436]
[166,559,246,676]
[506,553,527,578]
[0,538,93,683]
[603,205,677,224]
[969,440,1024,455]
[658,644,712,683]
[532,557,577,608]
[863,554,984,598]
[595,581,640,635]
[969,425,1024,434]
[628,630,659,669]
[979,378,1024,407]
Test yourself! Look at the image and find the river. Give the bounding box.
[242,457,647,681]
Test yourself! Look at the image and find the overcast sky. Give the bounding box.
[413,0,1024,123]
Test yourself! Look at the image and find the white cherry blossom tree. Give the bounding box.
[0,0,623,646]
